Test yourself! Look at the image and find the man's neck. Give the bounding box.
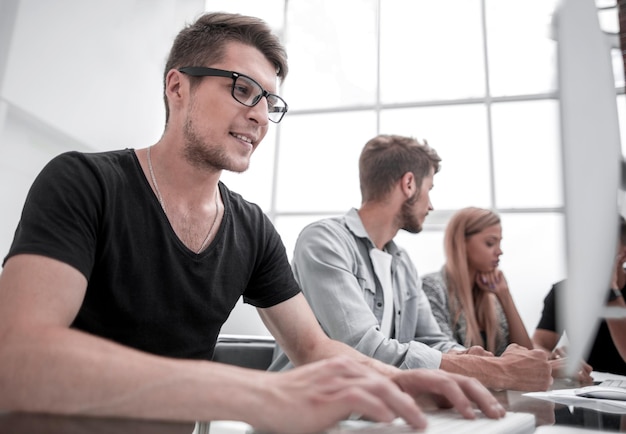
[357,204,398,251]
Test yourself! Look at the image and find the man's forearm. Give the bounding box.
[0,326,267,423]
[440,354,506,390]
[303,334,403,378]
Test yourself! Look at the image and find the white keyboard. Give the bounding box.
[330,410,535,434]
[203,410,535,434]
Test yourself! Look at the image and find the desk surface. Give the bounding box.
[494,378,626,432]
[1,379,624,433]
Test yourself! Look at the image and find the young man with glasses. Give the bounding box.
[0,12,505,434]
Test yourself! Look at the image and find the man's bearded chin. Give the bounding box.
[401,219,423,234]
[400,192,424,234]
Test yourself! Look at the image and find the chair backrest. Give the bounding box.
[212,334,276,370]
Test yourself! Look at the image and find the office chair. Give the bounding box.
[212,334,276,370]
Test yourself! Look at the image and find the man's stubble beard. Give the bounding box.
[400,190,424,234]
[182,115,251,174]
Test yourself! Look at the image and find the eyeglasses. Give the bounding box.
[178,66,288,123]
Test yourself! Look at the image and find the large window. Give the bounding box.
[210,0,625,331]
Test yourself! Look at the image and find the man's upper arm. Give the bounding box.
[0,254,87,331]
[291,222,381,347]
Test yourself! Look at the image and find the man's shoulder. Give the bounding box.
[47,149,135,173]
[220,183,269,228]
[54,148,132,161]
[221,183,260,210]
[296,215,356,249]
[36,149,135,188]
[297,214,347,236]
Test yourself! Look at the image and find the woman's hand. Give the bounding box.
[475,270,534,350]
[549,358,594,384]
[475,269,509,299]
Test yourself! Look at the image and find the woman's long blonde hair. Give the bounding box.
[443,207,501,352]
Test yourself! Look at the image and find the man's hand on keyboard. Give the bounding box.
[493,344,553,391]
[440,343,553,392]
[390,369,506,421]
[258,356,429,434]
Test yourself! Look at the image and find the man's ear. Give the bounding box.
[165,69,184,102]
[400,171,415,198]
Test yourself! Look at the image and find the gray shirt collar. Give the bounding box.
[344,208,400,256]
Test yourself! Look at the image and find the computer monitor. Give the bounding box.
[555,0,623,375]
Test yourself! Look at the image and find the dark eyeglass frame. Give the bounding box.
[178,66,288,123]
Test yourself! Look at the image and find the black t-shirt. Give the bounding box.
[536,280,626,375]
[4,150,301,359]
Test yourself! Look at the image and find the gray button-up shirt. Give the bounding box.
[269,208,464,371]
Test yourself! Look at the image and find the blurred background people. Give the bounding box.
[271,135,552,393]
[532,216,626,377]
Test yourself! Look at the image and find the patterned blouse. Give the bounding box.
[421,268,511,356]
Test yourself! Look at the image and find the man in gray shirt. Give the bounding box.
[271,134,552,392]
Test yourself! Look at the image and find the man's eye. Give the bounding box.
[234,84,252,98]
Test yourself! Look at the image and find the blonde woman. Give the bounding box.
[422,207,533,356]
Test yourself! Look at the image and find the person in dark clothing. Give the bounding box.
[533,216,626,377]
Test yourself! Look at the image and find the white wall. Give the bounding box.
[2,1,201,150]
[0,0,273,337]
[0,0,203,248]
[1,0,205,243]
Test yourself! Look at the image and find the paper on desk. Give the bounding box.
[524,372,626,416]
[524,388,626,414]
